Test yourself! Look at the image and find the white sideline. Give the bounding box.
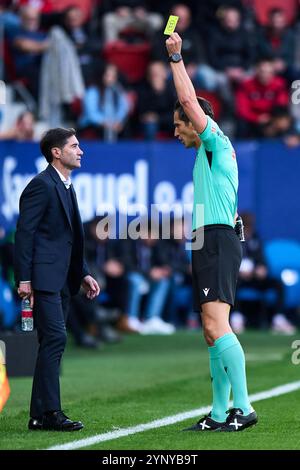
[47,380,300,450]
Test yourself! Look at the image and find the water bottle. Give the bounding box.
[21,298,34,332]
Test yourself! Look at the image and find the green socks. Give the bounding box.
[208,345,231,422]
[214,333,251,415]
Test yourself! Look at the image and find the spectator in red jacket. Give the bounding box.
[235,57,289,138]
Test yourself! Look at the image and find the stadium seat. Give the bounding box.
[237,287,262,302]
[195,89,222,121]
[70,97,83,118]
[125,90,138,115]
[237,286,277,308]
[3,38,30,90]
[18,0,94,20]
[264,239,300,308]
[98,291,111,304]
[103,41,151,83]
[156,131,174,140]
[253,0,298,25]
[3,39,17,82]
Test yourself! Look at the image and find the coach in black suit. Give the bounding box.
[14,128,100,431]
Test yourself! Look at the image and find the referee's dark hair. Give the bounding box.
[40,128,76,163]
[174,97,214,123]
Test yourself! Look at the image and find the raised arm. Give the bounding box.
[166,33,207,134]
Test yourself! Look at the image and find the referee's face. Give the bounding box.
[174,111,197,149]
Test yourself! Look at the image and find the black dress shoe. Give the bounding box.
[42,411,84,431]
[28,417,43,430]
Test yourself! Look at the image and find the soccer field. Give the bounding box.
[1,331,300,450]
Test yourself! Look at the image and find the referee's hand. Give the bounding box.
[166,32,182,56]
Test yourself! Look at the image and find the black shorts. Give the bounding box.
[192,225,242,312]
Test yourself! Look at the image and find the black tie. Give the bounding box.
[65,185,75,227]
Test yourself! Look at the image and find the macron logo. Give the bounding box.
[203,288,210,297]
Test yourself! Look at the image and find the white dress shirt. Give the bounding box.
[51,165,72,189]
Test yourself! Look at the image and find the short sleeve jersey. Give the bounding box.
[192,116,238,230]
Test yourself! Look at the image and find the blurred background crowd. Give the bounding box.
[1,0,300,347]
[1,0,300,142]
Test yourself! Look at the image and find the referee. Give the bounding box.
[166,33,257,432]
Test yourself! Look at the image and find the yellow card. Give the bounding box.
[164,15,179,35]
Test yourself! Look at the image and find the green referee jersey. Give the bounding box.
[192,115,238,230]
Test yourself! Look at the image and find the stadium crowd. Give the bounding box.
[1,0,300,142]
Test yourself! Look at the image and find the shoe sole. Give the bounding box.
[41,423,84,432]
[41,427,84,431]
[28,420,43,431]
[182,427,224,432]
[182,423,225,432]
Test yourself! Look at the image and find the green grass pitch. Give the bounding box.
[1,331,300,450]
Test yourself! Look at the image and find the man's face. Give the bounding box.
[21,7,40,32]
[103,64,117,86]
[172,5,191,32]
[55,135,83,170]
[65,7,84,29]
[256,61,274,85]
[222,8,241,31]
[270,11,286,31]
[173,111,197,148]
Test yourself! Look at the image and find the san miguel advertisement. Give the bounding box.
[1,140,299,240]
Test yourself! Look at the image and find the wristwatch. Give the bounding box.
[168,53,182,63]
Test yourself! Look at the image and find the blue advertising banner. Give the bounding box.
[255,141,300,240]
[0,139,299,240]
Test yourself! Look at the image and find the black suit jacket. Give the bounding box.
[14,164,89,295]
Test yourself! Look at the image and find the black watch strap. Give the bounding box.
[168,53,182,63]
